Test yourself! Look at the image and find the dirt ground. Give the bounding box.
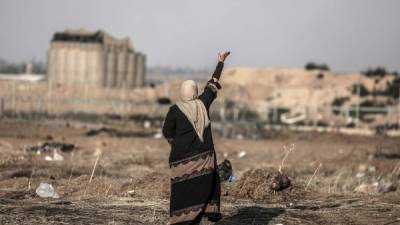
[1,119,400,225]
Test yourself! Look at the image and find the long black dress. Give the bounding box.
[163,62,224,225]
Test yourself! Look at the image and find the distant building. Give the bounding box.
[47,29,146,88]
[0,62,45,82]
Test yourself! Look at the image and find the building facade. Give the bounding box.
[47,29,146,88]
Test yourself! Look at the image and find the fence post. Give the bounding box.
[38,97,43,118]
[47,79,52,114]
[356,79,361,127]
[0,98,4,117]
[273,106,278,124]
[220,104,226,122]
[398,86,400,130]
[84,83,88,113]
[313,105,317,127]
[12,80,16,117]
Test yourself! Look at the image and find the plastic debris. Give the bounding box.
[153,130,163,139]
[237,151,246,158]
[228,175,236,182]
[144,120,151,129]
[45,150,64,161]
[36,182,60,198]
[218,159,235,182]
[280,109,306,124]
[355,172,365,178]
[368,166,377,173]
[29,142,75,154]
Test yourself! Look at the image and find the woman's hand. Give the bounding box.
[218,51,230,62]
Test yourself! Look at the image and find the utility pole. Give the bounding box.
[398,85,400,130]
[12,79,16,117]
[356,81,360,128]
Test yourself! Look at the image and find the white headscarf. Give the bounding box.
[176,80,210,142]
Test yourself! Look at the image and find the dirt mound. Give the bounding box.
[219,67,393,106]
[121,171,170,198]
[374,142,400,159]
[224,168,307,201]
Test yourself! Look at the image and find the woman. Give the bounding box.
[162,52,230,225]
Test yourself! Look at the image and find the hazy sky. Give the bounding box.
[0,0,399,71]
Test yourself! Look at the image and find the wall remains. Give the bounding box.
[47,29,146,89]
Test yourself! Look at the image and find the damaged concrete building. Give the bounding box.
[47,29,146,88]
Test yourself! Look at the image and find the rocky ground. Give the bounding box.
[0,119,400,224]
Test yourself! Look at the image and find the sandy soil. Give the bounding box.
[1,119,400,224]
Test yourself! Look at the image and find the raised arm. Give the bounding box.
[211,61,224,81]
[199,52,230,109]
[212,51,230,81]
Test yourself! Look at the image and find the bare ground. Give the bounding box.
[0,119,400,224]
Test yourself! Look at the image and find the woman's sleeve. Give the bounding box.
[211,61,224,80]
[162,106,176,143]
[199,62,224,109]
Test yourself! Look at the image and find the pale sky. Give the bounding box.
[0,0,399,72]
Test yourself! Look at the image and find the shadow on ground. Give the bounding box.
[216,206,284,225]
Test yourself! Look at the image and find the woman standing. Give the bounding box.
[162,52,230,225]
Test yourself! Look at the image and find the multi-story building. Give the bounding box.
[47,29,146,88]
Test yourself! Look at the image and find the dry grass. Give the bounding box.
[1,120,400,224]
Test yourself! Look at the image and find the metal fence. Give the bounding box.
[1,94,399,130]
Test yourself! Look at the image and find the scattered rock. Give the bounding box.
[45,135,54,140]
[270,173,291,191]
[358,164,368,172]
[355,172,365,178]
[354,183,378,194]
[357,164,377,174]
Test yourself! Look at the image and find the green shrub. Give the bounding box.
[331,97,350,115]
[351,83,369,97]
[362,67,388,78]
[305,62,330,71]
